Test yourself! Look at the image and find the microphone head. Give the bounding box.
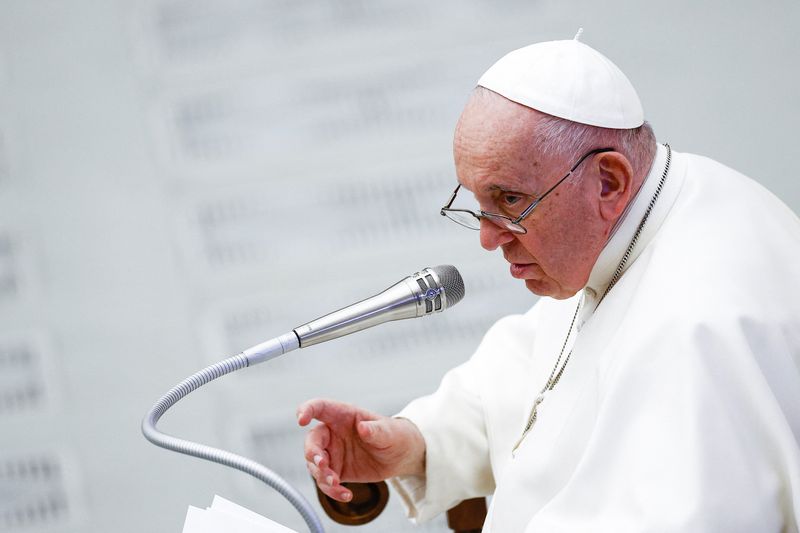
[429,265,465,308]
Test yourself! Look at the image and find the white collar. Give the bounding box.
[583,143,684,305]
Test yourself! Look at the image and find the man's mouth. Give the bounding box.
[509,262,536,278]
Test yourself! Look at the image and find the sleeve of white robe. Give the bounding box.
[522,313,800,533]
[388,312,539,522]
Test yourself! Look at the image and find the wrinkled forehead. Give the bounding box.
[454,90,564,179]
[457,90,540,143]
[453,107,558,197]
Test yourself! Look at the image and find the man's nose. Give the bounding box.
[479,218,515,251]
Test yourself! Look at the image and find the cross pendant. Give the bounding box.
[512,392,548,455]
[528,393,546,428]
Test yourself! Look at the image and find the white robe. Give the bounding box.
[390,145,800,532]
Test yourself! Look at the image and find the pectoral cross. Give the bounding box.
[511,391,548,455]
[511,298,583,456]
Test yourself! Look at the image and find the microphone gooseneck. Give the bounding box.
[142,265,465,533]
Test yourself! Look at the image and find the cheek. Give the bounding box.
[513,232,545,262]
[527,204,578,252]
[526,199,599,275]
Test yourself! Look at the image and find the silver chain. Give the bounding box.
[512,144,672,454]
[597,143,672,307]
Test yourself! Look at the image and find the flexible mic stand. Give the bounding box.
[141,265,466,533]
[141,333,326,533]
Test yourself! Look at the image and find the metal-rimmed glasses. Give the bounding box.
[440,147,614,235]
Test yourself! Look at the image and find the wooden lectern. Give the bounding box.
[315,482,486,532]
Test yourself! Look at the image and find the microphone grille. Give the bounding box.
[431,265,465,307]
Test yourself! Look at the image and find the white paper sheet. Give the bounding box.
[182,495,299,533]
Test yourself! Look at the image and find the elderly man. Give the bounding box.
[298,35,800,531]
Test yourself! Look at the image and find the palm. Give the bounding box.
[324,410,406,482]
[298,398,425,502]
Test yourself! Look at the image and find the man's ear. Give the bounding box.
[596,152,635,221]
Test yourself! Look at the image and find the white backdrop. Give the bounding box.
[0,1,798,532]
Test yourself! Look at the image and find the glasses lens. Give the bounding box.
[442,209,480,230]
[483,214,527,234]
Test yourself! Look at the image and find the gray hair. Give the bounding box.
[473,86,657,180]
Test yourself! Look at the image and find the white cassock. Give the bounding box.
[390,144,800,532]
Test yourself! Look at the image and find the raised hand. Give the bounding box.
[297,398,426,502]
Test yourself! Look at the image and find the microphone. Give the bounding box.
[295,264,465,347]
[142,265,464,533]
[242,265,465,364]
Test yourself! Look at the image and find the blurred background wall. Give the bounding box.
[0,0,798,531]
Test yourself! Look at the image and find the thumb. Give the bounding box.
[357,419,393,448]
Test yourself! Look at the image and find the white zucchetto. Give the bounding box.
[477,31,644,129]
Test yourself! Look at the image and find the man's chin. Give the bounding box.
[524,278,553,296]
[524,279,575,300]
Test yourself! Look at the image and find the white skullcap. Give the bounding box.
[477,31,644,129]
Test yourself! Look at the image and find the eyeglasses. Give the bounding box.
[440,147,614,235]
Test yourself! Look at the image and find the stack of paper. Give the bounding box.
[182,495,300,533]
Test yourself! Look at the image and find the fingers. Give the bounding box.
[304,423,350,500]
[306,460,352,502]
[357,420,389,448]
[296,398,379,427]
[297,398,346,426]
[357,418,406,450]
[303,423,331,467]
[296,399,321,427]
